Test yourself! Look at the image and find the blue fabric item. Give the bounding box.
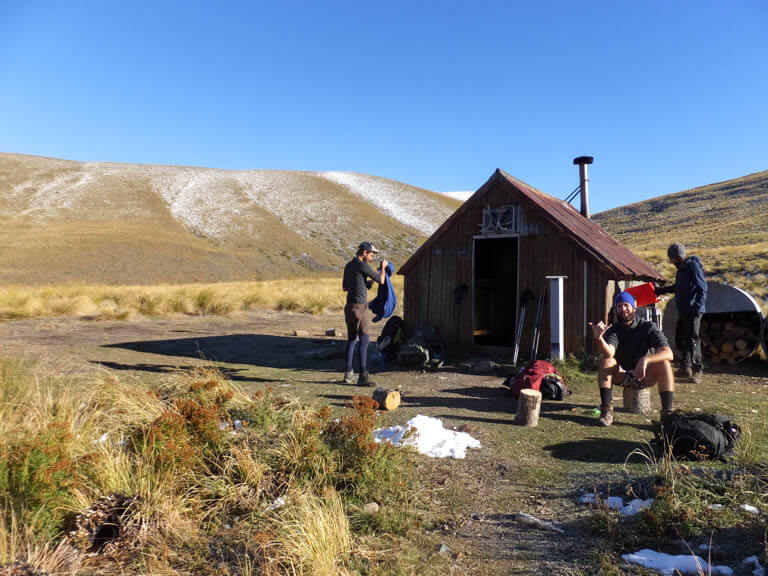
[614,291,636,308]
[369,262,396,322]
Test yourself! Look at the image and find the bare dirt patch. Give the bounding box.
[1,311,766,574]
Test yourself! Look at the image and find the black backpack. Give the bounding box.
[377,315,405,358]
[539,373,569,401]
[656,411,740,461]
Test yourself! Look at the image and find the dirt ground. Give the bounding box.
[1,311,767,575]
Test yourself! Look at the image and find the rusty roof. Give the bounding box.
[399,168,665,281]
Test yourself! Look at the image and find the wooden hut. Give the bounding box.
[398,168,664,356]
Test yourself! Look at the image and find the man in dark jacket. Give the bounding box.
[342,242,387,386]
[655,243,707,383]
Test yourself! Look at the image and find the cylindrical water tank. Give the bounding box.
[662,282,764,365]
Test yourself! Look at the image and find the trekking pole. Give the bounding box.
[513,289,535,367]
[530,287,546,360]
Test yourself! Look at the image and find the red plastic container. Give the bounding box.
[624,282,659,308]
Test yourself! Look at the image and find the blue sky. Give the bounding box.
[1,1,766,212]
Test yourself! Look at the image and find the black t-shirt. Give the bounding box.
[342,257,380,305]
[603,317,669,371]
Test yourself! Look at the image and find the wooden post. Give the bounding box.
[622,387,651,415]
[372,388,401,411]
[514,389,542,427]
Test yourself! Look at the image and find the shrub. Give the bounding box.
[0,421,89,538]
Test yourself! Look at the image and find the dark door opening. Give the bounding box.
[473,237,518,346]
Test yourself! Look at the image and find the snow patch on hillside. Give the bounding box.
[319,171,448,235]
[438,190,474,202]
[10,171,95,219]
[2,155,457,245]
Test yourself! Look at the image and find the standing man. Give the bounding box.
[342,242,388,386]
[654,243,707,383]
[588,292,675,427]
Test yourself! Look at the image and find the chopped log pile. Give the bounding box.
[700,312,762,365]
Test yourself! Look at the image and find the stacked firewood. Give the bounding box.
[700,312,761,365]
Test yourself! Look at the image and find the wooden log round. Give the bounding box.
[623,387,651,415]
[372,388,401,411]
[514,389,542,427]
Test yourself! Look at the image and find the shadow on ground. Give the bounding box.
[104,334,346,371]
[91,361,285,383]
[544,438,650,464]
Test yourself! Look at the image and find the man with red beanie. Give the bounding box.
[588,291,675,427]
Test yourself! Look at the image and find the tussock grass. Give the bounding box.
[0,277,404,321]
[273,489,352,575]
[0,359,421,574]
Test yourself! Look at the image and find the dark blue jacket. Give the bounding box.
[369,262,396,322]
[658,256,707,314]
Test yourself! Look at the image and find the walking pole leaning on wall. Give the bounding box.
[530,287,546,361]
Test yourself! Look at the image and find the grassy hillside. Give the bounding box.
[594,169,768,308]
[0,153,460,284]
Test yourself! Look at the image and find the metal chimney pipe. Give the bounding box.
[573,156,594,218]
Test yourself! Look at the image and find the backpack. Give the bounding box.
[377,315,404,358]
[656,411,740,461]
[397,343,429,367]
[539,373,568,401]
[504,360,567,399]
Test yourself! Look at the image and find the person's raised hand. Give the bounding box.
[588,320,609,341]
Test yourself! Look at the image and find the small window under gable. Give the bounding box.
[480,204,541,236]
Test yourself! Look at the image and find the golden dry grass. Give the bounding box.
[0,277,404,321]
[0,359,427,575]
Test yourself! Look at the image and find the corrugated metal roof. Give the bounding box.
[399,168,665,281]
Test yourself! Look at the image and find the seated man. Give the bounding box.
[588,292,674,427]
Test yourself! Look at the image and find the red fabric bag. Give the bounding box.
[508,360,562,398]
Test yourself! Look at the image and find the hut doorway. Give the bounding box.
[473,236,518,346]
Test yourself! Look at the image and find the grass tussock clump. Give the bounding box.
[0,359,426,575]
[0,277,404,321]
[586,441,768,570]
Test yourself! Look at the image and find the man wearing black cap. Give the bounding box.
[588,291,674,427]
[654,243,707,383]
[342,242,388,386]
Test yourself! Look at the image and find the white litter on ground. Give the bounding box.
[265,497,285,511]
[740,504,760,514]
[743,555,765,576]
[578,493,653,516]
[373,415,481,459]
[621,549,733,575]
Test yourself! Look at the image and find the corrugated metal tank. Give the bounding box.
[662,281,764,364]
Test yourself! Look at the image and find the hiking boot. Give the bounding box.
[357,371,377,387]
[690,370,702,384]
[597,404,614,427]
[342,371,355,384]
[675,365,693,381]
